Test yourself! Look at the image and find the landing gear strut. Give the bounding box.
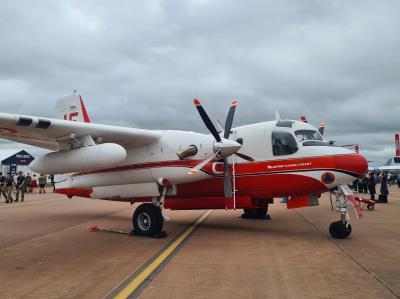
[329,186,353,239]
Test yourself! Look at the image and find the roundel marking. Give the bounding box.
[321,172,335,184]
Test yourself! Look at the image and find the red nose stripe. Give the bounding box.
[334,154,368,176]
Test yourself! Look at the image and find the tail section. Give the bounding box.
[395,133,400,157]
[55,91,91,123]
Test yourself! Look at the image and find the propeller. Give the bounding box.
[189,98,254,198]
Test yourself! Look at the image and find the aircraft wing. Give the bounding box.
[0,112,161,151]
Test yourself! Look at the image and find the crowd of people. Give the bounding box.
[351,171,399,202]
[0,172,53,204]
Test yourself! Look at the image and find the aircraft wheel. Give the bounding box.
[329,221,351,239]
[242,206,268,219]
[133,203,163,236]
[367,204,374,211]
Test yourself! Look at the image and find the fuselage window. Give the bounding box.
[295,130,323,142]
[272,132,298,156]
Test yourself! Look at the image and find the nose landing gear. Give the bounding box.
[329,220,352,239]
[329,185,362,239]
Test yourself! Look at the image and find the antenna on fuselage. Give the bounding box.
[274,110,281,121]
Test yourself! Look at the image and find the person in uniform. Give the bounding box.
[16,171,26,202]
[38,174,47,194]
[0,173,6,202]
[5,175,15,203]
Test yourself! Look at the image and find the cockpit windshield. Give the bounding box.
[295,130,323,142]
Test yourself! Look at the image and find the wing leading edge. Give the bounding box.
[0,112,161,151]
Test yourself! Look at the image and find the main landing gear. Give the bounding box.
[241,206,270,220]
[132,182,168,238]
[132,203,166,238]
[329,186,353,239]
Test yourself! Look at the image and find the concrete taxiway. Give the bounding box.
[0,187,399,298]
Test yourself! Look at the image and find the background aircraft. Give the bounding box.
[370,134,400,174]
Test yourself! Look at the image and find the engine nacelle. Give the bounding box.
[29,143,127,174]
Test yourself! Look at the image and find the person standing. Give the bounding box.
[0,172,7,203]
[362,174,368,194]
[368,171,376,200]
[0,173,6,202]
[31,174,38,193]
[38,174,47,194]
[15,171,26,202]
[379,172,389,203]
[5,175,15,203]
[25,173,32,193]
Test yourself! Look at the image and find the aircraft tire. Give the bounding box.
[329,221,351,239]
[133,203,163,236]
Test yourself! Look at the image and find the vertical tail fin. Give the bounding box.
[55,91,91,123]
[395,133,400,157]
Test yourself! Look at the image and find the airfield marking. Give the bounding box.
[111,210,213,299]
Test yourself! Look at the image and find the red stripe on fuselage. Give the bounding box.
[73,159,204,176]
[72,153,365,178]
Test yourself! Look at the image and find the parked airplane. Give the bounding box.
[375,134,400,174]
[0,92,368,239]
[367,134,400,173]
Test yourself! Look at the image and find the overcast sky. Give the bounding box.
[0,0,399,166]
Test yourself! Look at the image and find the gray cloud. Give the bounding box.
[0,0,399,166]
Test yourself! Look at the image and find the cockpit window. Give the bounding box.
[295,130,323,142]
[272,132,298,156]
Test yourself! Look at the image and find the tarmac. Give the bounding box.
[0,186,399,299]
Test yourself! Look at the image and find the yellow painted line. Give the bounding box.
[114,209,213,299]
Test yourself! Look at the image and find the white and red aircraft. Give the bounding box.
[0,92,367,238]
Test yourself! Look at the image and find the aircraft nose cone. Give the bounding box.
[335,153,368,177]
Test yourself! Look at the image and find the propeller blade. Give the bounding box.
[235,152,255,162]
[188,151,219,175]
[193,98,221,142]
[223,158,233,198]
[224,99,237,139]
[319,123,325,135]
